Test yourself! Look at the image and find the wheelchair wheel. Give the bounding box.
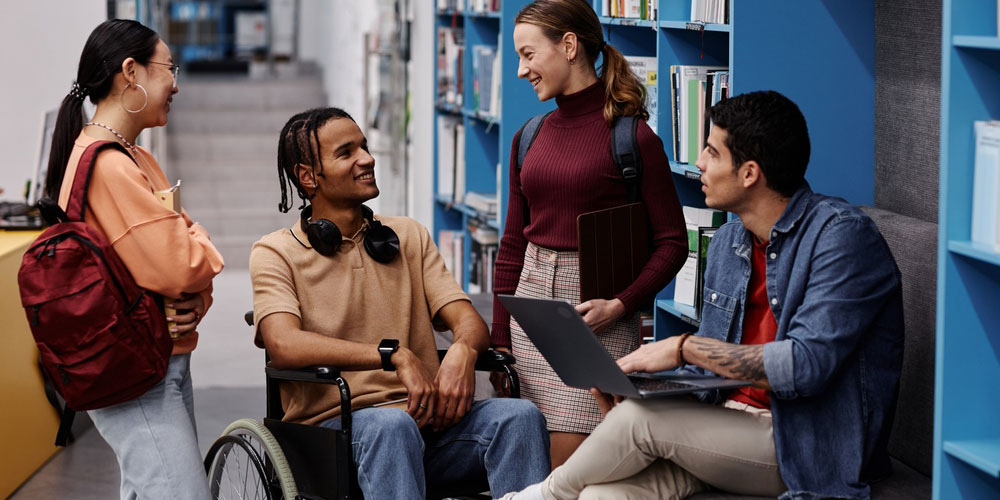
[204,418,297,499]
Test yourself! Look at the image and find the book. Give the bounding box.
[673,206,725,307]
[156,180,182,338]
[696,226,717,316]
[577,203,650,302]
[436,115,459,199]
[625,55,658,134]
[972,121,1000,250]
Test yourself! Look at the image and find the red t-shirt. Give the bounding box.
[729,236,777,409]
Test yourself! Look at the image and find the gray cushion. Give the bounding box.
[861,207,937,476]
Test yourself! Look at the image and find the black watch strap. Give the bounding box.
[378,339,399,371]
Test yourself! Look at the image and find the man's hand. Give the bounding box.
[166,292,206,338]
[576,298,626,334]
[590,388,624,418]
[393,348,438,428]
[616,335,684,374]
[433,342,477,431]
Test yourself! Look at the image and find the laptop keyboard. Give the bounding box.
[631,377,700,392]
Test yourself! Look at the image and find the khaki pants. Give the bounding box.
[541,398,787,500]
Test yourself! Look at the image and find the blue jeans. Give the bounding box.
[320,398,549,500]
[88,353,211,500]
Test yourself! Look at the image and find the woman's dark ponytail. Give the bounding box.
[43,19,159,200]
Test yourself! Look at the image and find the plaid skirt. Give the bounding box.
[510,242,640,434]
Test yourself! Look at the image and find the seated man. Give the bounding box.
[250,107,550,500]
[501,91,904,500]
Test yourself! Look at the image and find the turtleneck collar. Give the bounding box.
[554,80,605,118]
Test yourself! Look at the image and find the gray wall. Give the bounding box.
[875,0,942,222]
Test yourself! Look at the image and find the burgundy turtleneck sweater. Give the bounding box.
[490,82,688,347]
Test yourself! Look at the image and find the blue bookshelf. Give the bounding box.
[935,1,1000,497]
[629,1,875,340]
[432,1,875,330]
[433,1,554,291]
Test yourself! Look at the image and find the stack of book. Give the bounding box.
[438,230,466,285]
[625,55,658,134]
[436,115,465,204]
[436,27,464,108]
[472,44,500,118]
[669,65,729,163]
[468,225,499,294]
[436,0,464,12]
[673,206,726,315]
[690,0,728,24]
[468,0,500,14]
[972,120,1000,251]
[601,0,655,20]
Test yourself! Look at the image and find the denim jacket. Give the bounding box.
[687,184,904,500]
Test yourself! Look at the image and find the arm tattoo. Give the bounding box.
[686,337,770,389]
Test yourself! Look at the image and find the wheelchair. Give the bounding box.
[203,311,520,500]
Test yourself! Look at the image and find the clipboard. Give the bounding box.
[577,202,650,302]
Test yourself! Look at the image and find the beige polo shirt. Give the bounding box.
[250,214,469,425]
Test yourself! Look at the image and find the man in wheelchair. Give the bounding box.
[248,107,550,499]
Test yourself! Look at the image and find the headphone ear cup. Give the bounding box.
[364,222,400,263]
[306,219,342,256]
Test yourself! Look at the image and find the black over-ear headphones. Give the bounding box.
[299,204,400,263]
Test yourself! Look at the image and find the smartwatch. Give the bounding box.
[378,339,400,371]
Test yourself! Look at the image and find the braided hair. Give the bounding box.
[276,107,356,213]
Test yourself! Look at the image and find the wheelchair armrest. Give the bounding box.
[436,348,516,372]
[265,364,343,384]
[475,349,516,372]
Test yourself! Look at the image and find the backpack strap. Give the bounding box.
[515,111,553,171]
[610,115,642,204]
[65,141,135,222]
[55,404,76,447]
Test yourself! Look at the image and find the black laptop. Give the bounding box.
[498,295,750,398]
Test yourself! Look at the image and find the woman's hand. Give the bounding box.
[167,292,205,338]
[576,298,626,334]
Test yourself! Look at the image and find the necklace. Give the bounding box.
[84,122,138,156]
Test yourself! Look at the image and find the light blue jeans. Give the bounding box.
[88,353,211,500]
[321,398,550,500]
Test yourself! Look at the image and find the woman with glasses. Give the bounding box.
[45,19,222,499]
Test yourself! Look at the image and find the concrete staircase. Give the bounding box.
[165,73,327,268]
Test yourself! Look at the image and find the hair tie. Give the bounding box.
[69,81,88,102]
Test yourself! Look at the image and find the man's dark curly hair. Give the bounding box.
[708,90,810,198]
[276,107,356,213]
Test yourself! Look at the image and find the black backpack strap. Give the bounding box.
[515,111,553,171]
[66,141,136,222]
[610,115,642,204]
[55,405,76,447]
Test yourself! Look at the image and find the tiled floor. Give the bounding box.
[10,269,495,499]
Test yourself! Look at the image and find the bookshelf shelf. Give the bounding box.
[655,299,699,326]
[432,0,874,316]
[943,440,1000,479]
[947,240,1000,268]
[669,161,702,180]
[953,35,1000,51]
[658,20,732,33]
[936,2,1000,497]
[598,17,656,28]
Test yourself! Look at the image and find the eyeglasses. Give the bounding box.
[148,61,180,82]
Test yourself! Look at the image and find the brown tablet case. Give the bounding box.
[577,202,650,302]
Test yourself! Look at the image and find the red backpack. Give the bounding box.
[18,141,172,444]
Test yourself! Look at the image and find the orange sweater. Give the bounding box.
[58,131,224,354]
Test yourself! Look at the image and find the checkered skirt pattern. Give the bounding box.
[510,242,640,434]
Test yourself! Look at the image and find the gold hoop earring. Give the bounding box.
[121,83,148,114]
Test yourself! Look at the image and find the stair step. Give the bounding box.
[181,180,285,212]
[167,133,278,162]
[194,208,297,239]
[171,78,326,111]
[167,109,297,134]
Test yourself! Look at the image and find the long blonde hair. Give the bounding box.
[515,0,648,125]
